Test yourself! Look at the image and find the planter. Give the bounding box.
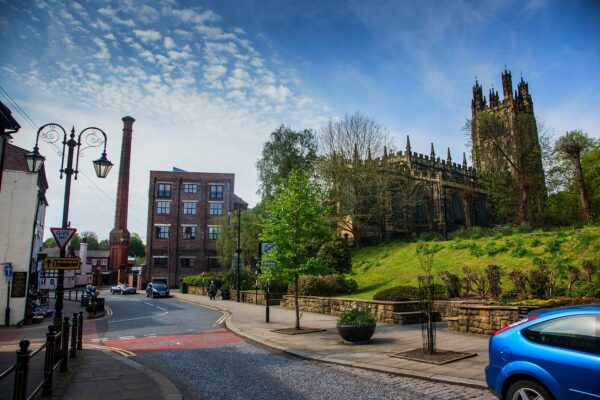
[336,323,376,343]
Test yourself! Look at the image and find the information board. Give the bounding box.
[11,272,27,298]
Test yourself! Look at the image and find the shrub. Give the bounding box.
[530,239,542,247]
[450,240,474,250]
[337,308,376,325]
[572,281,600,298]
[529,264,555,299]
[222,267,256,290]
[508,270,528,299]
[462,267,475,296]
[317,239,352,274]
[373,286,419,301]
[575,234,591,250]
[470,245,485,257]
[499,288,519,303]
[289,275,358,297]
[486,265,503,299]
[437,271,461,298]
[183,273,223,288]
[544,238,562,255]
[485,242,508,256]
[472,272,489,299]
[566,266,581,293]
[510,245,528,258]
[582,260,597,282]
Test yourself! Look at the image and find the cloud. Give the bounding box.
[133,29,161,43]
[93,38,110,61]
[164,36,176,50]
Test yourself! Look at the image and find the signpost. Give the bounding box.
[44,258,81,270]
[258,242,274,322]
[4,263,12,326]
[50,227,77,250]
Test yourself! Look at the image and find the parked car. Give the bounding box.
[146,282,169,298]
[486,304,600,400]
[111,283,137,295]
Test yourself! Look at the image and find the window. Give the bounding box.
[208,225,221,240]
[181,257,195,268]
[209,185,223,200]
[100,258,107,266]
[157,201,170,214]
[209,202,223,215]
[522,315,600,355]
[183,202,197,215]
[91,258,97,266]
[208,257,220,270]
[155,225,169,239]
[157,183,171,198]
[153,257,168,268]
[182,225,196,240]
[183,183,197,193]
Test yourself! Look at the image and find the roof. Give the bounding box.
[4,143,49,194]
[233,194,248,207]
[44,247,109,258]
[0,100,21,135]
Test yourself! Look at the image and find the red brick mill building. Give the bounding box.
[144,169,247,287]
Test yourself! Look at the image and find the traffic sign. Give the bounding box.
[44,257,81,270]
[3,263,12,279]
[50,227,77,250]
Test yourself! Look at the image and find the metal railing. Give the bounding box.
[51,288,85,302]
[0,311,84,400]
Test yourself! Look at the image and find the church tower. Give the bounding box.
[471,70,546,224]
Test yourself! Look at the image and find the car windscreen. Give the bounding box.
[153,284,167,290]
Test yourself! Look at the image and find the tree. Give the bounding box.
[80,231,100,250]
[216,207,262,269]
[43,237,56,248]
[256,125,318,201]
[317,238,352,274]
[416,241,442,354]
[128,233,146,257]
[554,130,596,221]
[582,144,600,218]
[317,112,398,245]
[260,171,332,330]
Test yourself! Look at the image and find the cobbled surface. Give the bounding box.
[135,342,496,400]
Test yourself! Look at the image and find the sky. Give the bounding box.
[1,0,599,243]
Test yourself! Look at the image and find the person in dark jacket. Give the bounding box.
[208,281,217,300]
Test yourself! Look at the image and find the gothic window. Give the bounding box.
[414,185,432,226]
[452,195,465,223]
[475,198,487,225]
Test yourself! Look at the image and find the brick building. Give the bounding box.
[144,169,246,287]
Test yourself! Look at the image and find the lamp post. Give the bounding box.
[26,123,112,328]
[235,206,241,302]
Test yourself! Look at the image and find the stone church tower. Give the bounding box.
[471,70,546,224]
[109,116,135,283]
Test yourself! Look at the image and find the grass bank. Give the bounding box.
[345,226,600,300]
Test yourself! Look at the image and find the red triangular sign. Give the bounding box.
[50,227,77,250]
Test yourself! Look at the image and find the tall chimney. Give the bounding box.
[109,116,135,284]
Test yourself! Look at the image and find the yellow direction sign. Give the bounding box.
[44,257,81,270]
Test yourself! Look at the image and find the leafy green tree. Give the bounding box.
[260,171,332,330]
[80,231,100,250]
[317,238,352,274]
[128,233,146,257]
[98,239,109,250]
[256,125,317,201]
[554,130,596,221]
[216,207,262,269]
[43,237,56,248]
[582,144,600,218]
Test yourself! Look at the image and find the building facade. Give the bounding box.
[144,169,245,287]
[0,143,48,325]
[471,70,546,224]
[41,243,108,289]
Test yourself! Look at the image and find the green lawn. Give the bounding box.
[345,226,600,300]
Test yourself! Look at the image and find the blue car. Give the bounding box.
[486,305,600,400]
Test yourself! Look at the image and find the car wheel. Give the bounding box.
[506,380,554,400]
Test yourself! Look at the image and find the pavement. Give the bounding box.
[1,291,492,399]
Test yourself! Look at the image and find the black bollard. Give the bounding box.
[70,313,78,358]
[12,340,31,400]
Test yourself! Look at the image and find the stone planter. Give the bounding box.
[336,323,376,343]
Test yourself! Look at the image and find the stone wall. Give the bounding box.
[444,304,527,335]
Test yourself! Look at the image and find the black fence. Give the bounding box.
[0,312,83,400]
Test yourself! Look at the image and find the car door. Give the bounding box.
[521,314,600,400]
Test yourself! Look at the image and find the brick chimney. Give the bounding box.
[109,116,135,283]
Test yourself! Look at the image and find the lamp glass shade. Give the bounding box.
[25,150,45,173]
[93,154,113,178]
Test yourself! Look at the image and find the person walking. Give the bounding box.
[208,281,217,300]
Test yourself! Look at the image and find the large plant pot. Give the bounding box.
[336,323,376,343]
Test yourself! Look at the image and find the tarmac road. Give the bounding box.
[98,293,494,400]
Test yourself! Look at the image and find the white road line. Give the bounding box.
[156,307,166,311]
[145,334,157,337]
[144,302,154,306]
[118,336,135,340]
[107,310,168,324]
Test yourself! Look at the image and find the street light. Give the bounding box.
[26,123,112,328]
[235,206,241,302]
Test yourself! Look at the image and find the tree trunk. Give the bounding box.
[519,182,529,223]
[573,157,592,221]
[294,275,300,330]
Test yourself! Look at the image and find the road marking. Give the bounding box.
[85,343,136,357]
[104,305,113,317]
[118,336,136,340]
[144,302,154,306]
[156,306,166,311]
[91,338,107,342]
[144,334,157,337]
[215,312,230,325]
[107,310,168,324]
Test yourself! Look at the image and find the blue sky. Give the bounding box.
[1,0,599,241]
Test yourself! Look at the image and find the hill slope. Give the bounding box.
[347,226,600,300]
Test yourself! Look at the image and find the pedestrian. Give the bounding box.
[208,281,217,300]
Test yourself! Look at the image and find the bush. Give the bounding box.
[470,245,485,257]
[510,245,528,258]
[529,264,554,299]
[572,281,600,298]
[508,270,528,299]
[373,286,419,301]
[499,288,519,303]
[183,273,223,288]
[221,267,256,290]
[337,308,376,325]
[289,275,358,297]
[530,239,542,247]
[486,264,503,299]
[317,239,352,273]
[437,271,461,298]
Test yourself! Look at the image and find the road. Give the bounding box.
[95,292,494,400]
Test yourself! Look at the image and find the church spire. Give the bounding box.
[430,143,435,159]
[447,147,452,163]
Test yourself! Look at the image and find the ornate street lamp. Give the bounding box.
[26,123,112,328]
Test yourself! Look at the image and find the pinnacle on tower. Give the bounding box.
[463,152,467,167]
[430,143,435,159]
[383,146,388,160]
[501,68,513,101]
[406,135,411,153]
[447,147,452,163]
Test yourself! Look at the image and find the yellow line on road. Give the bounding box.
[215,312,230,325]
[84,343,136,357]
[104,305,113,317]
